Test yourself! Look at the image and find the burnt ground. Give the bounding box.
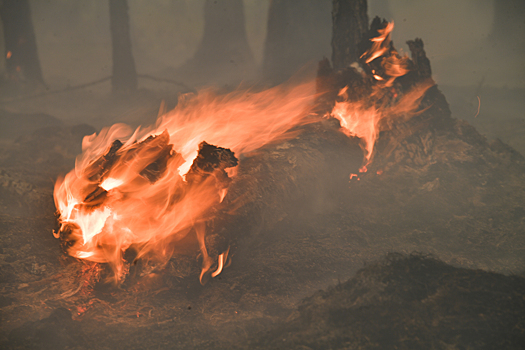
[0,84,524,349]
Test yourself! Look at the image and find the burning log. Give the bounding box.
[52,14,447,287]
[56,130,242,284]
[53,82,332,284]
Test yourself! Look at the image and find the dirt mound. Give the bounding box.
[258,253,525,349]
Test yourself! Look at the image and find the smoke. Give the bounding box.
[23,0,522,89]
[370,0,524,88]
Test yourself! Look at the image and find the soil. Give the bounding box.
[0,34,524,347]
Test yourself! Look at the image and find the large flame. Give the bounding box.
[54,82,317,283]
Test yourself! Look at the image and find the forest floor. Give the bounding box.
[0,82,524,349]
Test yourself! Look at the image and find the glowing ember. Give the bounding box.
[211,247,230,278]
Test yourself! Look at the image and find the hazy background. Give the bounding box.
[1,0,524,151]
[4,0,519,88]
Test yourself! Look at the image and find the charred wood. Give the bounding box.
[208,121,363,259]
[407,38,432,81]
[186,141,238,188]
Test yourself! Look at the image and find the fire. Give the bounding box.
[332,21,434,169]
[54,82,317,283]
[361,21,395,64]
[54,21,434,285]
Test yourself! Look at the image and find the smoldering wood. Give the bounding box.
[186,141,238,187]
[204,120,364,261]
[320,17,436,114]
[109,0,138,93]
[406,38,432,81]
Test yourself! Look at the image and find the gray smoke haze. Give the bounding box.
[2,0,519,88]
[1,0,523,153]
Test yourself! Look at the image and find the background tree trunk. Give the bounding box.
[109,0,137,93]
[176,0,256,86]
[0,0,44,85]
[331,0,369,71]
[262,0,332,85]
[490,0,525,52]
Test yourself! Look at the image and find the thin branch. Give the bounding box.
[0,74,195,104]
[137,74,195,93]
[0,76,111,103]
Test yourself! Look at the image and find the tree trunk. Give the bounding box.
[109,0,137,93]
[262,0,332,85]
[331,0,369,71]
[0,0,44,85]
[490,0,525,49]
[176,0,256,86]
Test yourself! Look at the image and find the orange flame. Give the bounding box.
[333,21,434,168]
[361,21,410,87]
[332,81,432,167]
[361,22,395,64]
[54,82,317,282]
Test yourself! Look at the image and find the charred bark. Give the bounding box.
[331,0,369,71]
[0,0,44,85]
[186,141,238,187]
[109,0,137,93]
[406,38,432,81]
